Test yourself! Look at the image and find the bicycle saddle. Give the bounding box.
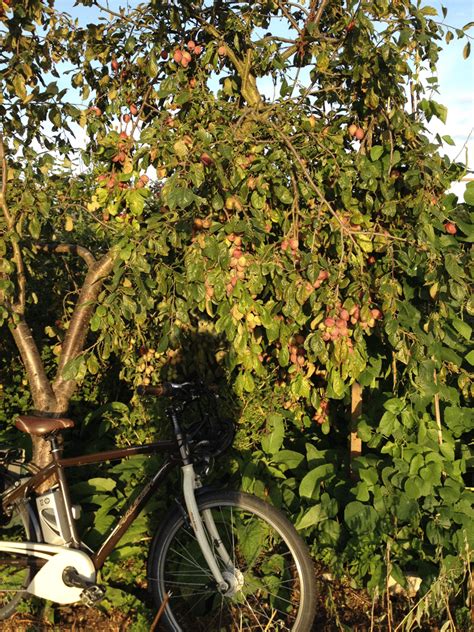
[15,415,75,436]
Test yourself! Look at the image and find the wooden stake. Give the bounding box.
[150,592,170,632]
[350,382,363,476]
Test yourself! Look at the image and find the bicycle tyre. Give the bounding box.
[0,484,39,619]
[147,490,317,631]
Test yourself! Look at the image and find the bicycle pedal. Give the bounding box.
[80,584,105,607]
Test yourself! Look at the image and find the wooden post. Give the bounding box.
[350,382,363,476]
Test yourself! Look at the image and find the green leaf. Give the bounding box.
[452,318,471,341]
[370,146,383,161]
[344,501,378,533]
[29,216,41,239]
[71,477,116,496]
[464,182,474,206]
[274,185,293,205]
[127,188,147,215]
[295,504,328,530]
[442,135,455,145]
[125,36,137,53]
[12,74,27,101]
[299,463,334,499]
[465,350,474,366]
[272,450,304,469]
[61,356,84,381]
[261,414,285,455]
[164,186,195,210]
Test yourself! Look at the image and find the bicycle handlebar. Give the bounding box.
[136,381,214,399]
[136,383,173,397]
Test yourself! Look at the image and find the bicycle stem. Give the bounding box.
[181,464,229,593]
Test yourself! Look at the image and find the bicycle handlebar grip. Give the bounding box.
[136,383,172,397]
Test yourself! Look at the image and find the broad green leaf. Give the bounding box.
[274,185,293,205]
[464,182,474,206]
[261,414,285,455]
[272,450,304,469]
[295,504,328,530]
[452,318,471,341]
[370,146,383,161]
[299,463,334,499]
[344,501,378,533]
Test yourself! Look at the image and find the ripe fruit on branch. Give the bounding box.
[348,124,358,137]
[111,58,119,72]
[289,237,299,252]
[313,269,329,289]
[355,127,365,140]
[200,152,214,166]
[88,106,102,116]
[218,45,227,56]
[130,103,139,116]
[444,221,457,235]
[193,45,203,55]
[112,151,126,163]
[187,40,196,51]
[173,49,183,63]
[123,113,131,123]
[225,195,243,211]
[161,49,168,60]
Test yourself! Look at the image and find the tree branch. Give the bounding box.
[196,19,262,106]
[0,134,27,313]
[52,247,118,407]
[313,0,330,27]
[9,318,58,412]
[36,242,97,268]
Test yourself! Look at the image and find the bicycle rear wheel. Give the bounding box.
[0,480,39,620]
[148,490,317,631]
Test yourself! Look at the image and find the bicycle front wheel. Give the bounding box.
[0,498,39,620]
[148,490,317,631]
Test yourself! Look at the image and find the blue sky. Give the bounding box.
[429,1,474,189]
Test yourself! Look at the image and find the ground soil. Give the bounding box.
[0,565,466,631]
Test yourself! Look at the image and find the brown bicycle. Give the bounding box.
[0,381,317,631]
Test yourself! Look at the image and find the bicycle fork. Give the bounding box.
[181,464,237,595]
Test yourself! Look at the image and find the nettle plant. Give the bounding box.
[0,0,472,609]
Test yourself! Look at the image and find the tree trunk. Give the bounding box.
[9,249,117,471]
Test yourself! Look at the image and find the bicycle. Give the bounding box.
[0,381,317,631]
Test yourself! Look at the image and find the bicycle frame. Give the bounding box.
[1,439,179,570]
[1,434,231,602]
